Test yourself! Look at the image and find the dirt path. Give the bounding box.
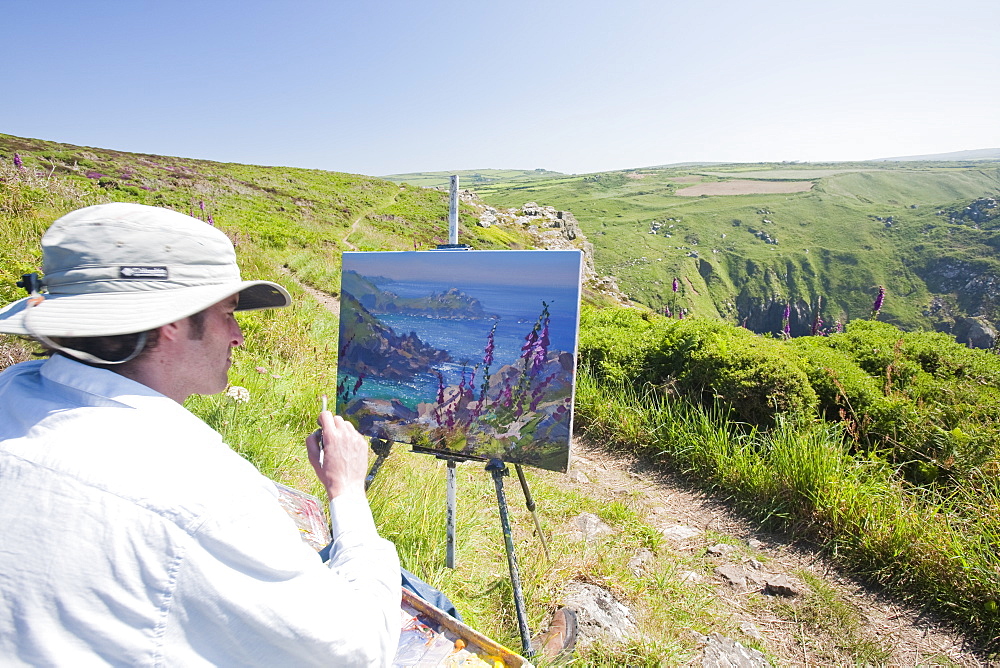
[545,438,985,666]
[342,215,362,251]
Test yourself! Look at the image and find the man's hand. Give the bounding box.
[306,412,368,500]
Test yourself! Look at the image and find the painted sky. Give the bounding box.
[343,251,583,289]
[4,1,998,176]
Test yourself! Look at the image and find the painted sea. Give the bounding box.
[336,250,582,472]
[361,280,577,407]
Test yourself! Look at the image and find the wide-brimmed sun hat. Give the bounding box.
[0,202,291,339]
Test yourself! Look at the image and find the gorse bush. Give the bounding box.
[580,307,817,427]
[654,318,817,426]
[580,305,1000,483]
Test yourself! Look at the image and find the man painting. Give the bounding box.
[0,203,400,665]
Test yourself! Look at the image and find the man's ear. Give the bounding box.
[158,319,185,343]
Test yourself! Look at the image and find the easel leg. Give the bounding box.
[514,464,550,561]
[446,460,457,568]
[486,459,534,658]
[364,436,393,491]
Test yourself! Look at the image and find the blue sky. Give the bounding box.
[4,1,998,176]
[343,251,582,289]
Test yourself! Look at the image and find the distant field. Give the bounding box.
[676,179,815,196]
[700,169,881,179]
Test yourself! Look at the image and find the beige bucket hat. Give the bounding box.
[0,202,291,340]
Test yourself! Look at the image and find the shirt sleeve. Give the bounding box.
[160,480,401,667]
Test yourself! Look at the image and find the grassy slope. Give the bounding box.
[0,133,532,302]
[475,164,1000,331]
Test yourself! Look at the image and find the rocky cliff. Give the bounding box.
[460,191,630,306]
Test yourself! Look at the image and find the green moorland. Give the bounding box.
[474,163,1000,335]
[5,133,1000,661]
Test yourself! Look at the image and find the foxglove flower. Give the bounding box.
[13,153,23,169]
[482,323,496,367]
[672,277,679,292]
[871,286,885,320]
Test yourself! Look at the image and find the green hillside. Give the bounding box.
[0,133,535,307]
[474,163,1000,339]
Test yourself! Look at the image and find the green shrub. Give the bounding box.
[828,320,920,392]
[788,337,883,422]
[662,320,818,426]
[580,308,818,427]
[577,305,669,383]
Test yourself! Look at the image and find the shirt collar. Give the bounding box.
[40,354,168,409]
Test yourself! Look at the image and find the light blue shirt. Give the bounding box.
[0,355,400,666]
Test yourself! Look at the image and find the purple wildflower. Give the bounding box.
[483,323,496,368]
[663,305,671,318]
[85,171,104,179]
[529,372,557,411]
[532,316,550,374]
[433,371,446,427]
[13,153,23,169]
[198,200,205,212]
[871,286,885,320]
[672,277,679,292]
[339,335,354,359]
[498,380,513,408]
[782,303,791,337]
[207,213,215,226]
[520,328,538,359]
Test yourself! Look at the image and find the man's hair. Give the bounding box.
[43,309,208,369]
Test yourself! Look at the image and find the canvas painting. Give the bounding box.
[335,250,582,472]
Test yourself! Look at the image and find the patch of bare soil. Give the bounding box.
[676,180,814,196]
[549,438,986,666]
[277,267,340,316]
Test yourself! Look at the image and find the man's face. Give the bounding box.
[179,294,244,397]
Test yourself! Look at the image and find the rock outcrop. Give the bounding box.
[460,192,630,305]
[952,316,997,349]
